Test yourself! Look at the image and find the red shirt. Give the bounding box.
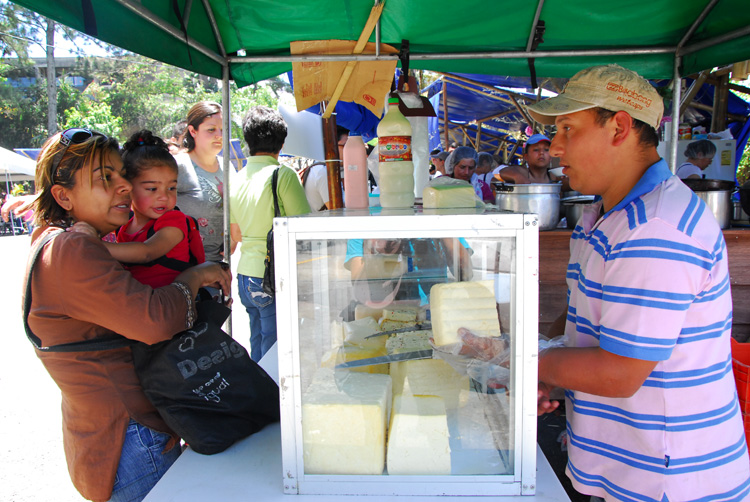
[117,210,194,288]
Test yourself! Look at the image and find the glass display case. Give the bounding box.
[274,206,540,496]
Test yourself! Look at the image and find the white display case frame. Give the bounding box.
[274,207,540,496]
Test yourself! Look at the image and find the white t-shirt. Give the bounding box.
[303,164,329,212]
[675,161,702,179]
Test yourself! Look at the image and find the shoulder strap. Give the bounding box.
[23,230,131,352]
[271,166,281,218]
[143,214,201,272]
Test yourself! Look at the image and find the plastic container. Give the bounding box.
[731,338,750,449]
[343,132,369,209]
[377,97,414,208]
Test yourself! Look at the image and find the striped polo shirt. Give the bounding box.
[563,159,750,502]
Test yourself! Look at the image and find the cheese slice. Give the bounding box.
[321,345,388,374]
[382,306,418,323]
[387,394,451,475]
[385,330,432,354]
[390,358,469,411]
[303,371,392,475]
[430,281,501,346]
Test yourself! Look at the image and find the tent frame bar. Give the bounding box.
[112,0,224,64]
[227,46,674,64]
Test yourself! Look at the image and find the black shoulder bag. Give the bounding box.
[23,230,280,455]
[262,167,281,295]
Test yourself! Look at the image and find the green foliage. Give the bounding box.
[62,83,121,138]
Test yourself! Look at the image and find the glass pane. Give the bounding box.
[296,236,516,477]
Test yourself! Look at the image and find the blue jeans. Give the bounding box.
[108,420,181,502]
[238,274,277,362]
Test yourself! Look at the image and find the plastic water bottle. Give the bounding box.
[377,97,414,208]
[343,132,369,209]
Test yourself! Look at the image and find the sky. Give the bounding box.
[27,34,115,59]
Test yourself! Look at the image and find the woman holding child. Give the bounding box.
[25,128,231,502]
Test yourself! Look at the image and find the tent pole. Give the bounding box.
[442,81,449,149]
[670,55,682,173]
[200,0,227,57]
[222,62,232,335]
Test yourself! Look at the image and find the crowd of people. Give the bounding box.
[4,63,749,502]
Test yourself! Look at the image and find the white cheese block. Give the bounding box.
[390,358,469,410]
[385,330,432,354]
[423,184,477,209]
[303,371,392,475]
[382,306,418,323]
[354,304,383,321]
[343,316,383,349]
[387,394,451,475]
[379,319,417,332]
[430,281,501,346]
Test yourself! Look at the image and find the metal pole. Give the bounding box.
[670,56,682,173]
[442,80,449,149]
[221,62,232,335]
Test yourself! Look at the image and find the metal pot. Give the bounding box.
[682,178,734,229]
[493,182,562,230]
[561,195,596,230]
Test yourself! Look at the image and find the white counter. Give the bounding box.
[144,344,570,501]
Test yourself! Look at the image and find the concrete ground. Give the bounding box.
[0,233,251,501]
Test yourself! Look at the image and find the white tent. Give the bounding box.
[0,147,35,235]
[0,147,35,181]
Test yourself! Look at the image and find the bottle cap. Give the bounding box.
[348,131,361,137]
[388,97,400,105]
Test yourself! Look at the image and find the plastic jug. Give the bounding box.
[343,132,369,209]
[377,97,414,208]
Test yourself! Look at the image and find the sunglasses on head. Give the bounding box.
[51,128,106,178]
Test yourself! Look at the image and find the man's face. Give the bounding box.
[524,141,551,170]
[431,157,445,173]
[550,110,612,196]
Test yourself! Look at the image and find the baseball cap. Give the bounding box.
[526,64,663,130]
[524,134,551,150]
[431,151,449,161]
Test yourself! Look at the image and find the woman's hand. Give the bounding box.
[68,221,99,238]
[2,194,37,222]
[175,261,232,297]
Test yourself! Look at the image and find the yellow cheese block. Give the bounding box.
[423,184,477,209]
[321,345,388,374]
[303,371,392,475]
[430,280,500,346]
[386,394,451,475]
[389,358,469,410]
[382,306,418,323]
[354,304,383,321]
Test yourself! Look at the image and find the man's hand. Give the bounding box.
[537,382,560,416]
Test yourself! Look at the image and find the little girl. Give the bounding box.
[104,130,205,288]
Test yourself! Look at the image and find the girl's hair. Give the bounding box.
[181,101,222,152]
[122,129,178,180]
[34,130,120,227]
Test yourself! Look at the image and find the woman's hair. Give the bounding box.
[242,105,287,156]
[445,146,478,176]
[34,130,120,227]
[684,139,717,159]
[122,130,178,180]
[181,101,222,152]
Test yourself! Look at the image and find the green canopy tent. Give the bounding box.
[9,0,750,302]
[10,0,750,157]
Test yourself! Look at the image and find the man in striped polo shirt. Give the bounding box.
[520,65,750,501]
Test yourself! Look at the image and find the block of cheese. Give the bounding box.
[379,319,417,332]
[385,330,432,354]
[343,316,384,349]
[321,344,388,374]
[390,358,469,410]
[382,306,419,323]
[303,371,392,475]
[355,304,384,321]
[423,183,477,209]
[430,281,501,346]
[387,394,451,475]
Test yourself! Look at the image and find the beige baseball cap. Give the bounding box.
[526,64,663,130]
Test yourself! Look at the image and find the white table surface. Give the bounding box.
[144,344,571,501]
